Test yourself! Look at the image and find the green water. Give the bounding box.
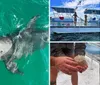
[0,0,49,85]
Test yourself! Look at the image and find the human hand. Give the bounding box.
[74,55,88,73]
[54,57,78,75]
[76,63,88,73]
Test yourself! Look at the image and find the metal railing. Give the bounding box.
[50,21,100,27]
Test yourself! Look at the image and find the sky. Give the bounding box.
[50,0,100,19]
[50,0,100,8]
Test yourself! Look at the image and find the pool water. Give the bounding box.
[0,0,49,85]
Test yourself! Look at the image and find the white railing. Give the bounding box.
[51,21,99,27]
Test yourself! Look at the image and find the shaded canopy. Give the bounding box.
[51,6,75,13]
[84,9,100,15]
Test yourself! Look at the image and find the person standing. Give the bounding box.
[84,15,87,26]
[73,12,78,26]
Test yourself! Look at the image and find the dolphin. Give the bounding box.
[0,15,48,75]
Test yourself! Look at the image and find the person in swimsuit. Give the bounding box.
[84,15,87,26]
[73,12,78,26]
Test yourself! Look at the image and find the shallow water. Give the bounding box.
[0,0,49,85]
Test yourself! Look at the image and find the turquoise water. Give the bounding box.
[0,0,49,85]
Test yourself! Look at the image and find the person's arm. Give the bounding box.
[51,56,79,74]
[71,72,78,85]
[50,56,56,66]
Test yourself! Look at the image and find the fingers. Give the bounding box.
[64,58,78,66]
[76,66,83,72]
[63,64,78,72]
[54,57,88,74]
[77,65,88,73]
[60,67,72,75]
[82,65,88,71]
[66,57,75,61]
[59,63,78,75]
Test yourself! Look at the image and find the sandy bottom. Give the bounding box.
[57,56,100,85]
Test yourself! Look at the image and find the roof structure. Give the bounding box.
[84,9,100,15]
[51,6,75,13]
